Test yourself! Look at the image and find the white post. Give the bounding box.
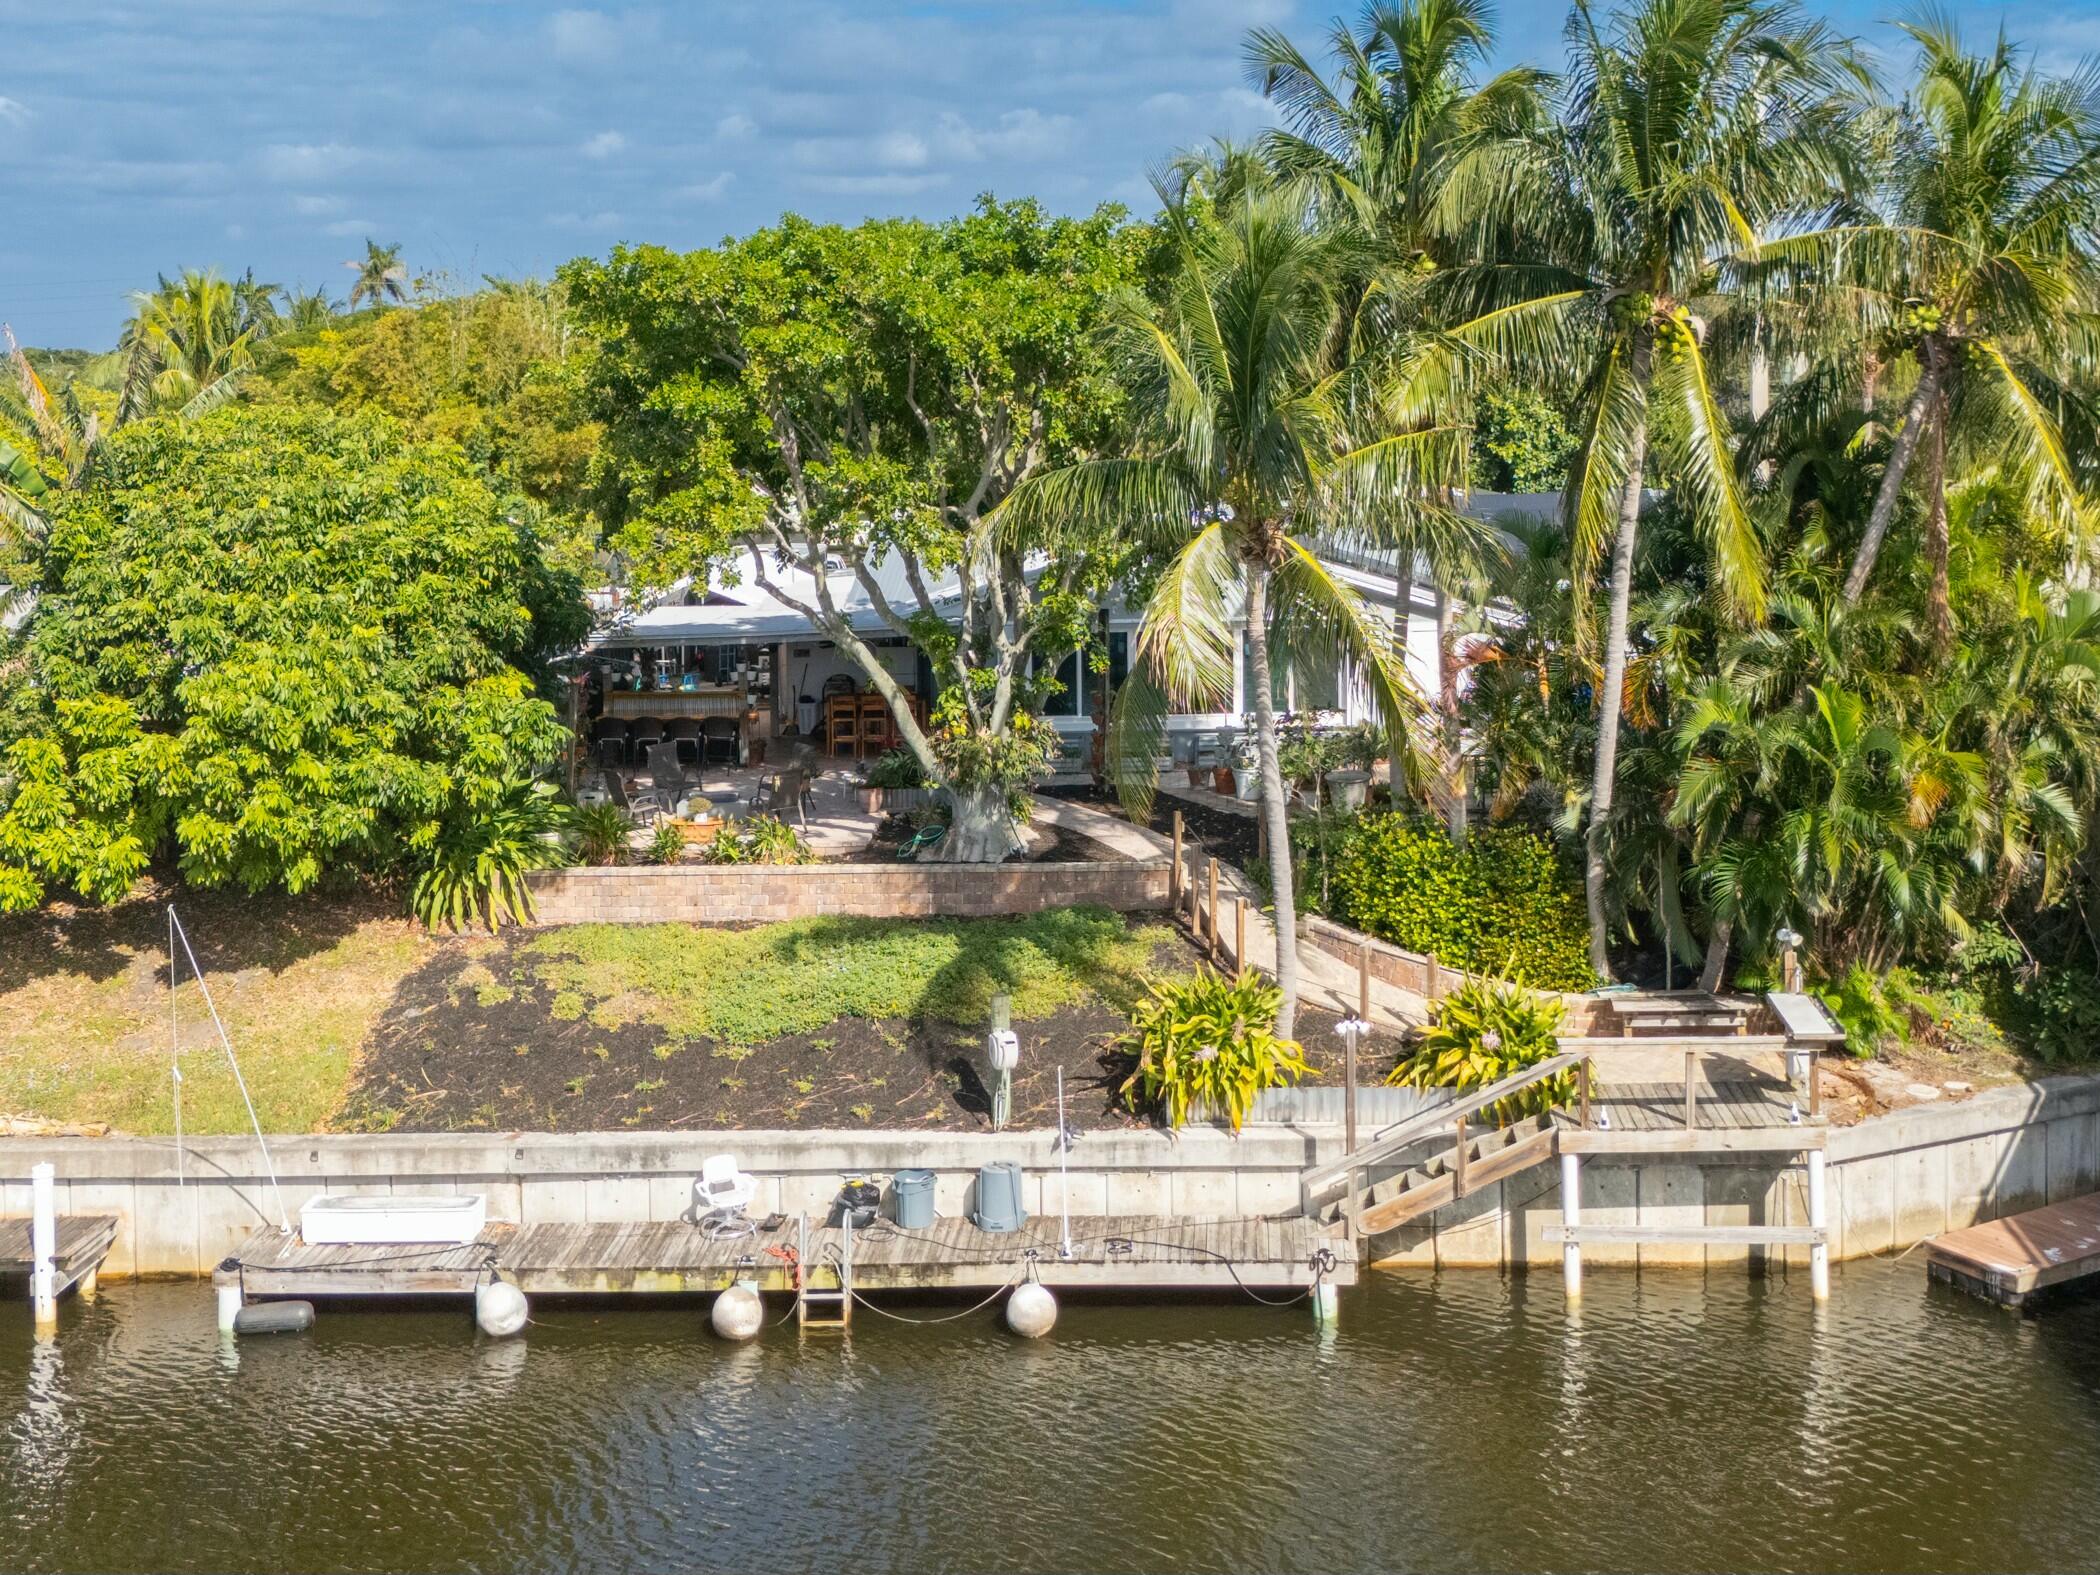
[1313,1280,1339,1325]
[29,1162,57,1329]
[1559,1151,1583,1299]
[217,1283,243,1334]
[1807,1150,1830,1301]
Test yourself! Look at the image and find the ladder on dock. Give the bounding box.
[796,1212,852,1328]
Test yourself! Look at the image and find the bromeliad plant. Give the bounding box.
[1386,974,1571,1124]
[409,778,574,932]
[1116,966,1312,1132]
[699,813,816,866]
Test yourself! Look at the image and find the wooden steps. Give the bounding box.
[1342,1114,1559,1236]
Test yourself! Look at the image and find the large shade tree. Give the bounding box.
[1004,174,1457,1037]
[563,199,1146,861]
[0,408,585,911]
[1434,0,1861,978]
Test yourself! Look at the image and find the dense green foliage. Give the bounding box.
[865,748,929,791]
[697,814,815,866]
[409,778,574,930]
[1318,815,1595,990]
[1467,383,1580,494]
[0,408,586,909]
[1115,966,1311,1131]
[1387,975,1572,1123]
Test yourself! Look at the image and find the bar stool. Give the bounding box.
[858,694,891,756]
[826,694,862,758]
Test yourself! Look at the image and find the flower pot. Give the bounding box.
[1327,769,1369,812]
[1231,765,1258,800]
[1186,766,1208,787]
[1212,766,1235,794]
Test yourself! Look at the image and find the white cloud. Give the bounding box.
[581,129,626,159]
[260,142,360,182]
[225,222,247,241]
[548,8,619,64]
[550,209,624,231]
[801,172,949,197]
[0,96,29,127]
[873,129,929,169]
[715,112,757,141]
[291,193,343,216]
[934,108,1074,161]
[678,172,735,201]
[322,217,377,237]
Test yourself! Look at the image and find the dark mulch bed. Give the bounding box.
[340,926,1377,1136]
[840,813,1119,865]
[1042,783,1263,873]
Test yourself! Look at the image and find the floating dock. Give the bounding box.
[0,1214,117,1298]
[1924,1192,2100,1307]
[215,1214,1353,1302]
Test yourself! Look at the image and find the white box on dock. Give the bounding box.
[299,1194,487,1246]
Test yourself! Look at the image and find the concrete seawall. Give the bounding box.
[6,1075,2095,1281]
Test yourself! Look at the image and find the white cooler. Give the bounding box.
[299,1194,488,1246]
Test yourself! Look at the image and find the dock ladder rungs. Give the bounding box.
[796,1212,852,1329]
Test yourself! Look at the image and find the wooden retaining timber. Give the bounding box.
[0,1214,118,1297]
[1923,1192,2100,1307]
[214,1214,1355,1301]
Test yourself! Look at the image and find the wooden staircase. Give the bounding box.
[1344,1114,1560,1235]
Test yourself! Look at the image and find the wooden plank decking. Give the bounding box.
[215,1214,1355,1300]
[0,1214,118,1295]
[1924,1192,2100,1306]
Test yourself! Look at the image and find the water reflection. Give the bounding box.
[0,1270,2096,1574]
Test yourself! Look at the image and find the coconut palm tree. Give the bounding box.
[1758,21,2100,631]
[1247,0,1534,817]
[120,268,270,419]
[1431,0,1862,978]
[346,241,411,309]
[280,285,339,333]
[1002,174,1460,1036]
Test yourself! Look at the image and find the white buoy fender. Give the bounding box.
[710,1283,765,1341]
[1006,1281,1057,1338]
[475,1279,529,1338]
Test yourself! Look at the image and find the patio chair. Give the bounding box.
[663,717,705,766]
[629,716,665,756]
[592,734,627,771]
[753,767,811,828]
[700,717,741,766]
[606,770,667,827]
[825,695,863,759]
[857,694,892,754]
[693,1154,759,1239]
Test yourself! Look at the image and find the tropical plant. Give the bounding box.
[1386,974,1571,1122]
[1004,169,1456,1036]
[120,267,276,418]
[645,821,687,865]
[346,241,411,309]
[410,779,574,931]
[1434,0,1860,977]
[1754,21,2100,633]
[1115,966,1312,1131]
[864,747,928,791]
[575,804,634,865]
[698,813,816,866]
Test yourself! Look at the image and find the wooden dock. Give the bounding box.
[0,1214,118,1297]
[214,1214,1354,1301]
[1924,1193,2100,1307]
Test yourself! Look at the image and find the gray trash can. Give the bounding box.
[971,1161,1027,1233]
[892,1168,937,1229]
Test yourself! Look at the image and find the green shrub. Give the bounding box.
[645,822,686,866]
[1814,962,1907,1057]
[865,749,928,790]
[1115,966,1310,1131]
[1386,976,1570,1124]
[2011,966,2100,1064]
[1321,815,1593,990]
[698,813,815,866]
[575,803,633,866]
[409,779,574,932]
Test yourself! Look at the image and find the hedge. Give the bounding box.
[1321,815,1595,992]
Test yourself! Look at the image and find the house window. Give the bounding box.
[1031,649,1086,718]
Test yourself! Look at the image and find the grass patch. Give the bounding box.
[523,908,1172,1045]
[0,885,425,1134]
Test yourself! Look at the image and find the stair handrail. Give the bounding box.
[1300,1050,1587,1196]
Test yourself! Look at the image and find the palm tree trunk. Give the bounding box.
[1436,580,1466,843]
[1842,349,1942,603]
[1246,563,1301,1041]
[1697,920,1731,993]
[1585,332,1653,984]
[1924,394,1952,654]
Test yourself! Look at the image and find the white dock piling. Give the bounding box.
[1807,1149,1830,1301]
[29,1163,57,1329]
[1559,1151,1583,1298]
[1312,1280,1339,1325]
[216,1283,244,1335]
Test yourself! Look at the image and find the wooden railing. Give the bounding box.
[1299,1050,1588,1205]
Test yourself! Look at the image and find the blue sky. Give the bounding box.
[4,0,2091,349]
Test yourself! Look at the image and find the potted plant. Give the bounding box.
[1324,723,1381,813]
[1229,736,1259,800]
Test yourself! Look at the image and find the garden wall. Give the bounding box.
[522,859,1172,926]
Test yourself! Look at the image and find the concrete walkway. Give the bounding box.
[1032,793,1429,1034]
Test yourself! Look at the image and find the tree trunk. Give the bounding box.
[1842,349,1942,604]
[1246,564,1301,1042]
[1924,393,1952,654]
[1697,919,1731,994]
[921,783,1022,864]
[1584,330,1653,985]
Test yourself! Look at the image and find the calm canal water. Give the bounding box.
[2,1262,2096,1574]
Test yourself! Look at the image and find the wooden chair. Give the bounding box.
[826,694,862,758]
[857,694,891,755]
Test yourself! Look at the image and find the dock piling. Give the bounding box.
[29,1163,56,1330]
[1559,1152,1583,1298]
[1807,1150,1830,1300]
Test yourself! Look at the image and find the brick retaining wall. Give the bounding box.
[523,859,1172,926]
